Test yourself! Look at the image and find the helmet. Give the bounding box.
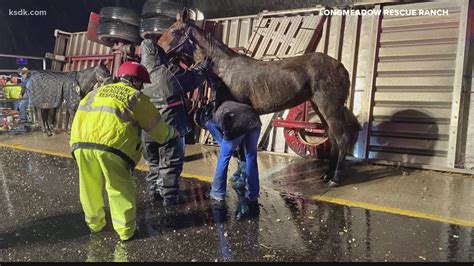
[117,61,151,83]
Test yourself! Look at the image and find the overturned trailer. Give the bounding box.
[46,0,473,174]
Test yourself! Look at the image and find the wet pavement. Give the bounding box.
[1,147,473,262]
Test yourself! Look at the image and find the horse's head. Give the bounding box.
[76,63,112,98]
[94,63,113,86]
[158,8,196,58]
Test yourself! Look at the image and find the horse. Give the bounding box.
[158,10,361,187]
[28,64,112,136]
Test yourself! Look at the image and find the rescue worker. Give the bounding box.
[140,38,211,206]
[197,100,247,193]
[18,67,31,127]
[5,76,22,99]
[3,75,22,110]
[199,100,262,208]
[70,61,179,241]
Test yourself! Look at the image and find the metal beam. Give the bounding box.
[0,53,45,60]
[357,5,381,159]
[447,0,472,168]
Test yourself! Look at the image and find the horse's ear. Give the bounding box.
[94,62,105,69]
[176,8,189,22]
[176,11,182,22]
[182,8,189,22]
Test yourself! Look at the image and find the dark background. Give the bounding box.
[0,0,351,71]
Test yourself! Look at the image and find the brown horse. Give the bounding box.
[158,10,361,187]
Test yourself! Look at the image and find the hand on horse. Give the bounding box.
[141,39,168,68]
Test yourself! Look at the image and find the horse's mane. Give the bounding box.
[190,23,238,57]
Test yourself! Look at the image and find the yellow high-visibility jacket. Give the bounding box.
[70,81,175,167]
[3,81,22,99]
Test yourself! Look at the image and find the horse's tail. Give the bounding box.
[342,106,361,151]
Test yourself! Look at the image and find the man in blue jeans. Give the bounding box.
[199,100,262,205]
[18,67,31,130]
[204,111,247,188]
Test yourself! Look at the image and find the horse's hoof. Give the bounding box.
[320,173,332,183]
[325,180,340,188]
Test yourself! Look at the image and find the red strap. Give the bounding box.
[157,100,184,109]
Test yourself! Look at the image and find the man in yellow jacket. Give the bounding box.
[2,77,22,111]
[4,80,22,99]
[70,61,179,241]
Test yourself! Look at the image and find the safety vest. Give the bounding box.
[3,82,22,99]
[70,81,175,167]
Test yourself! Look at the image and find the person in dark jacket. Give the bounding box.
[201,100,262,206]
[199,100,247,184]
[140,38,211,206]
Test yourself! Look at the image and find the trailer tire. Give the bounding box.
[140,16,175,39]
[97,21,141,46]
[141,0,186,19]
[99,6,140,27]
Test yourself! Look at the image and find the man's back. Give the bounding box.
[70,81,175,166]
[213,101,262,140]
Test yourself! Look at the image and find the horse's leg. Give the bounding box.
[67,109,75,135]
[311,98,349,187]
[321,135,339,182]
[50,108,58,134]
[41,109,52,136]
[47,109,54,136]
[37,108,46,133]
[310,102,337,182]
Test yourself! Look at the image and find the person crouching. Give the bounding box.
[201,101,262,206]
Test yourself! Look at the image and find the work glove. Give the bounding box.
[192,56,213,73]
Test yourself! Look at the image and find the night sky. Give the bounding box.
[0,0,350,70]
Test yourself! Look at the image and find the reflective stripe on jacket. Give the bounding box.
[70,81,175,167]
[4,82,22,99]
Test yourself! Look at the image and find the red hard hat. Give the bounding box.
[118,61,151,83]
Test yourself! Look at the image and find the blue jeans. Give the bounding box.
[205,120,246,162]
[206,120,245,189]
[205,120,223,144]
[14,99,29,123]
[210,127,260,201]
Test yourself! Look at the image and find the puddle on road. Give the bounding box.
[0,148,473,262]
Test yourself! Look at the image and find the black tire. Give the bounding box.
[99,6,140,27]
[140,16,175,39]
[97,21,141,46]
[141,0,186,19]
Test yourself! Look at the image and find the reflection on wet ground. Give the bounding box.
[0,148,473,262]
